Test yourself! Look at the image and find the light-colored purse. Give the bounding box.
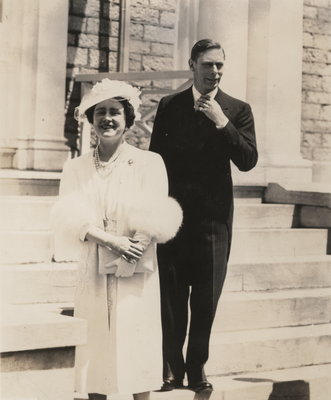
[98,218,155,276]
[98,243,155,276]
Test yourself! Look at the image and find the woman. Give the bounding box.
[52,79,182,400]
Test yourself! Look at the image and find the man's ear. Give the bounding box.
[188,59,195,71]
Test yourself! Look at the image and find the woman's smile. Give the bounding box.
[93,98,126,141]
[99,120,117,135]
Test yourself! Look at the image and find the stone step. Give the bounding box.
[2,227,327,264]
[0,230,52,264]
[1,196,292,232]
[0,262,77,305]
[2,307,330,399]
[0,196,54,231]
[2,368,74,400]
[225,254,331,292]
[75,364,331,400]
[233,204,295,228]
[215,287,331,331]
[208,323,331,375]
[0,303,86,352]
[4,264,331,333]
[0,304,84,400]
[0,174,264,198]
[231,228,328,258]
[0,169,61,196]
[3,255,331,305]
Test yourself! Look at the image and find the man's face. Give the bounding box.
[189,48,225,94]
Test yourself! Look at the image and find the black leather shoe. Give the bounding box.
[159,378,185,392]
[188,381,213,393]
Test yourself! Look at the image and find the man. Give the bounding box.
[149,39,258,393]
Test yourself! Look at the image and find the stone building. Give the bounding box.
[1,1,331,400]
[1,0,330,184]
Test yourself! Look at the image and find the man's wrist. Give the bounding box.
[215,117,229,129]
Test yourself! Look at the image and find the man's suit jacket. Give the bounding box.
[150,86,258,225]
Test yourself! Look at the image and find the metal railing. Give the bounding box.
[75,70,193,154]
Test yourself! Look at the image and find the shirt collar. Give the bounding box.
[192,85,219,102]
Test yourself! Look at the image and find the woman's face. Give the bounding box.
[93,98,126,143]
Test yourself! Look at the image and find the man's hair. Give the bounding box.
[190,39,225,61]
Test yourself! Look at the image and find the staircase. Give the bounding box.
[1,186,331,400]
[0,186,86,400]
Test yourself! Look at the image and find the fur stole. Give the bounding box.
[127,195,183,243]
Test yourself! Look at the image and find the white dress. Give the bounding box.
[53,142,182,396]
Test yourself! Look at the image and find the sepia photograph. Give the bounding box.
[0,0,331,399]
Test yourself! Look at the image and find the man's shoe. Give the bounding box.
[159,378,184,392]
[188,381,213,393]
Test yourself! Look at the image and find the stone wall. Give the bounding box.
[128,0,177,73]
[127,0,178,149]
[64,0,178,152]
[65,0,121,152]
[301,0,331,163]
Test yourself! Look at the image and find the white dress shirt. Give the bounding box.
[192,85,228,129]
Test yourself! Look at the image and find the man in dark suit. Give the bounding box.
[149,39,258,393]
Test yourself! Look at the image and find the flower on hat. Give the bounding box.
[74,79,142,123]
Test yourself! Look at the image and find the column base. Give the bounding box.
[312,162,331,184]
[12,138,70,171]
[0,148,16,169]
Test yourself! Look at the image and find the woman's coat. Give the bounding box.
[52,143,182,395]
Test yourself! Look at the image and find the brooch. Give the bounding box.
[128,159,133,166]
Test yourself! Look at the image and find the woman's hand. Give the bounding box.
[108,236,144,263]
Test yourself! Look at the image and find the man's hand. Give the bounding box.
[194,94,228,128]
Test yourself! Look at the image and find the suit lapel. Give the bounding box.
[215,89,232,120]
[173,88,200,147]
[171,88,233,151]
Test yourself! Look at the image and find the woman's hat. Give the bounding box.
[74,79,142,122]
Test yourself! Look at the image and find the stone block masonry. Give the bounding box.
[64,0,179,153]
[129,0,177,75]
[66,0,178,153]
[127,0,178,149]
[302,0,331,162]
[65,0,121,152]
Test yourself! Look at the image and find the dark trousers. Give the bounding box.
[158,221,229,384]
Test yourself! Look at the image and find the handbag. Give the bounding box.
[98,218,155,276]
[98,243,155,276]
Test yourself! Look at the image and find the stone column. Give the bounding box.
[196,0,312,185]
[197,0,249,101]
[175,0,199,70]
[0,0,24,168]
[8,0,69,171]
[246,0,312,185]
[197,0,262,184]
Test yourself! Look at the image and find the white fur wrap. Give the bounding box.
[128,196,183,243]
[50,193,98,261]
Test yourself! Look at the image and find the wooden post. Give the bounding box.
[118,0,130,72]
[79,82,93,155]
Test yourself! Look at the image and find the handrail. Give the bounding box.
[75,70,193,82]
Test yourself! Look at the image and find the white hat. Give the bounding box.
[74,79,142,123]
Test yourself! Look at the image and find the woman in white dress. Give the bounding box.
[52,80,182,400]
